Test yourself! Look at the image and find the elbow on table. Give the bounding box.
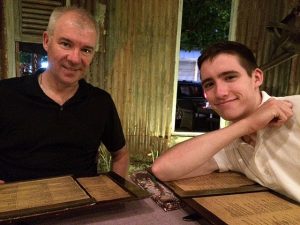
[150,162,171,181]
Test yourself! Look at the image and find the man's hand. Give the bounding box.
[0,180,5,184]
[243,98,293,134]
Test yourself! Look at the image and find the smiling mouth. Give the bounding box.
[214,98,237,106]
[63,66,80,71]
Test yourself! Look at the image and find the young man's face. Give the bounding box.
[43,12,97,86]
[200,53,263,122]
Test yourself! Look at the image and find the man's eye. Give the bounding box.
[203,82,214,89]
[81,48,94,55]
[225,75,236,80]
[61,42,70,48]
[82,49,91,53]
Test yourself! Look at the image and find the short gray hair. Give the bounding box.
[47,6,99,49]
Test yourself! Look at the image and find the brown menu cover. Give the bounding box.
[0,172,149,223]
[184,191,300,225]
[162,171,267,198]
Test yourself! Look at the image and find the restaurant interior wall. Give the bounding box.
[1,0,299,168]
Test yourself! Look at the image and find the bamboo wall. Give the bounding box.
[231,0,300,96]
[79,0,107,90]
[88,0,300,160]
[103,0,182,160]
[1,0,299,161]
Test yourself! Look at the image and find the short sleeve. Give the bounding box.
[213,149,231,172]
[102,97,126,152]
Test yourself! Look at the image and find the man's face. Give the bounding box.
[43,12,97,86]
[200,53,263,122]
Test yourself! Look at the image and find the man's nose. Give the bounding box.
[214,82,228,97]
[67,49,81,64]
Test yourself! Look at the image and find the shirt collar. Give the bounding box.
[260,91,271,105]
[30,69,89,101]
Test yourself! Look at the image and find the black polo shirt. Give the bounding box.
[0,72,125,181]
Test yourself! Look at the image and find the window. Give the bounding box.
[178,50,200,82]
[18,42,47,76]
[175,0,231,133]
[4,0,65,77]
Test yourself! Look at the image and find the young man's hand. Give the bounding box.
[244,98,293,134]
[0,180,5,184]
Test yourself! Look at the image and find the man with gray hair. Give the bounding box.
[0,7,128,182]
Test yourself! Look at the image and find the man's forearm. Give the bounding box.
[152,120,250,181]
[111,146,129,178]
[152,98,294,181]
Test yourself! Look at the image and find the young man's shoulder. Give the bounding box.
[277,95,300,119]
[277,94,300,103]
[278,94,300,98]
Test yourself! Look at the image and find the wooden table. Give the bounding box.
[29,198,204,225]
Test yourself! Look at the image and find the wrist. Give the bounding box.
[231,118,254,137]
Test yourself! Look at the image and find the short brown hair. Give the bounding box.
[197,41,258,76]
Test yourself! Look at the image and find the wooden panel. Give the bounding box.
[103,0,182,157]
[84,0,107,89]
[231,0,300,96]
[288,56,300,95]
[18,0,65,43]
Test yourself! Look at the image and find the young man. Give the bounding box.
[152,41,300,202]
[0,7,128,182]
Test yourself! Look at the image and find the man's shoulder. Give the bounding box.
[0,76,20,86]
[0,76,32,91]
[279,94,300,99]
[276,95,300,123]
[265,91,300,105]
[277,95,300,104]
[80,80,113,101]
[0,75,33,89]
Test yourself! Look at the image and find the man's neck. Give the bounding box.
[39,72,79,106]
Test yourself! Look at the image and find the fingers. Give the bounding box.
[241,98,293,134]
[266,99,293,127]
[0,180,5,184]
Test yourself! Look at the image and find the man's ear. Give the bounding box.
[42,31,49,52]
[252,68,264,88]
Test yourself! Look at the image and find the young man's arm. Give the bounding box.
[111,146,129,178]
[151,98,293,181]
[151,121,250,181]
